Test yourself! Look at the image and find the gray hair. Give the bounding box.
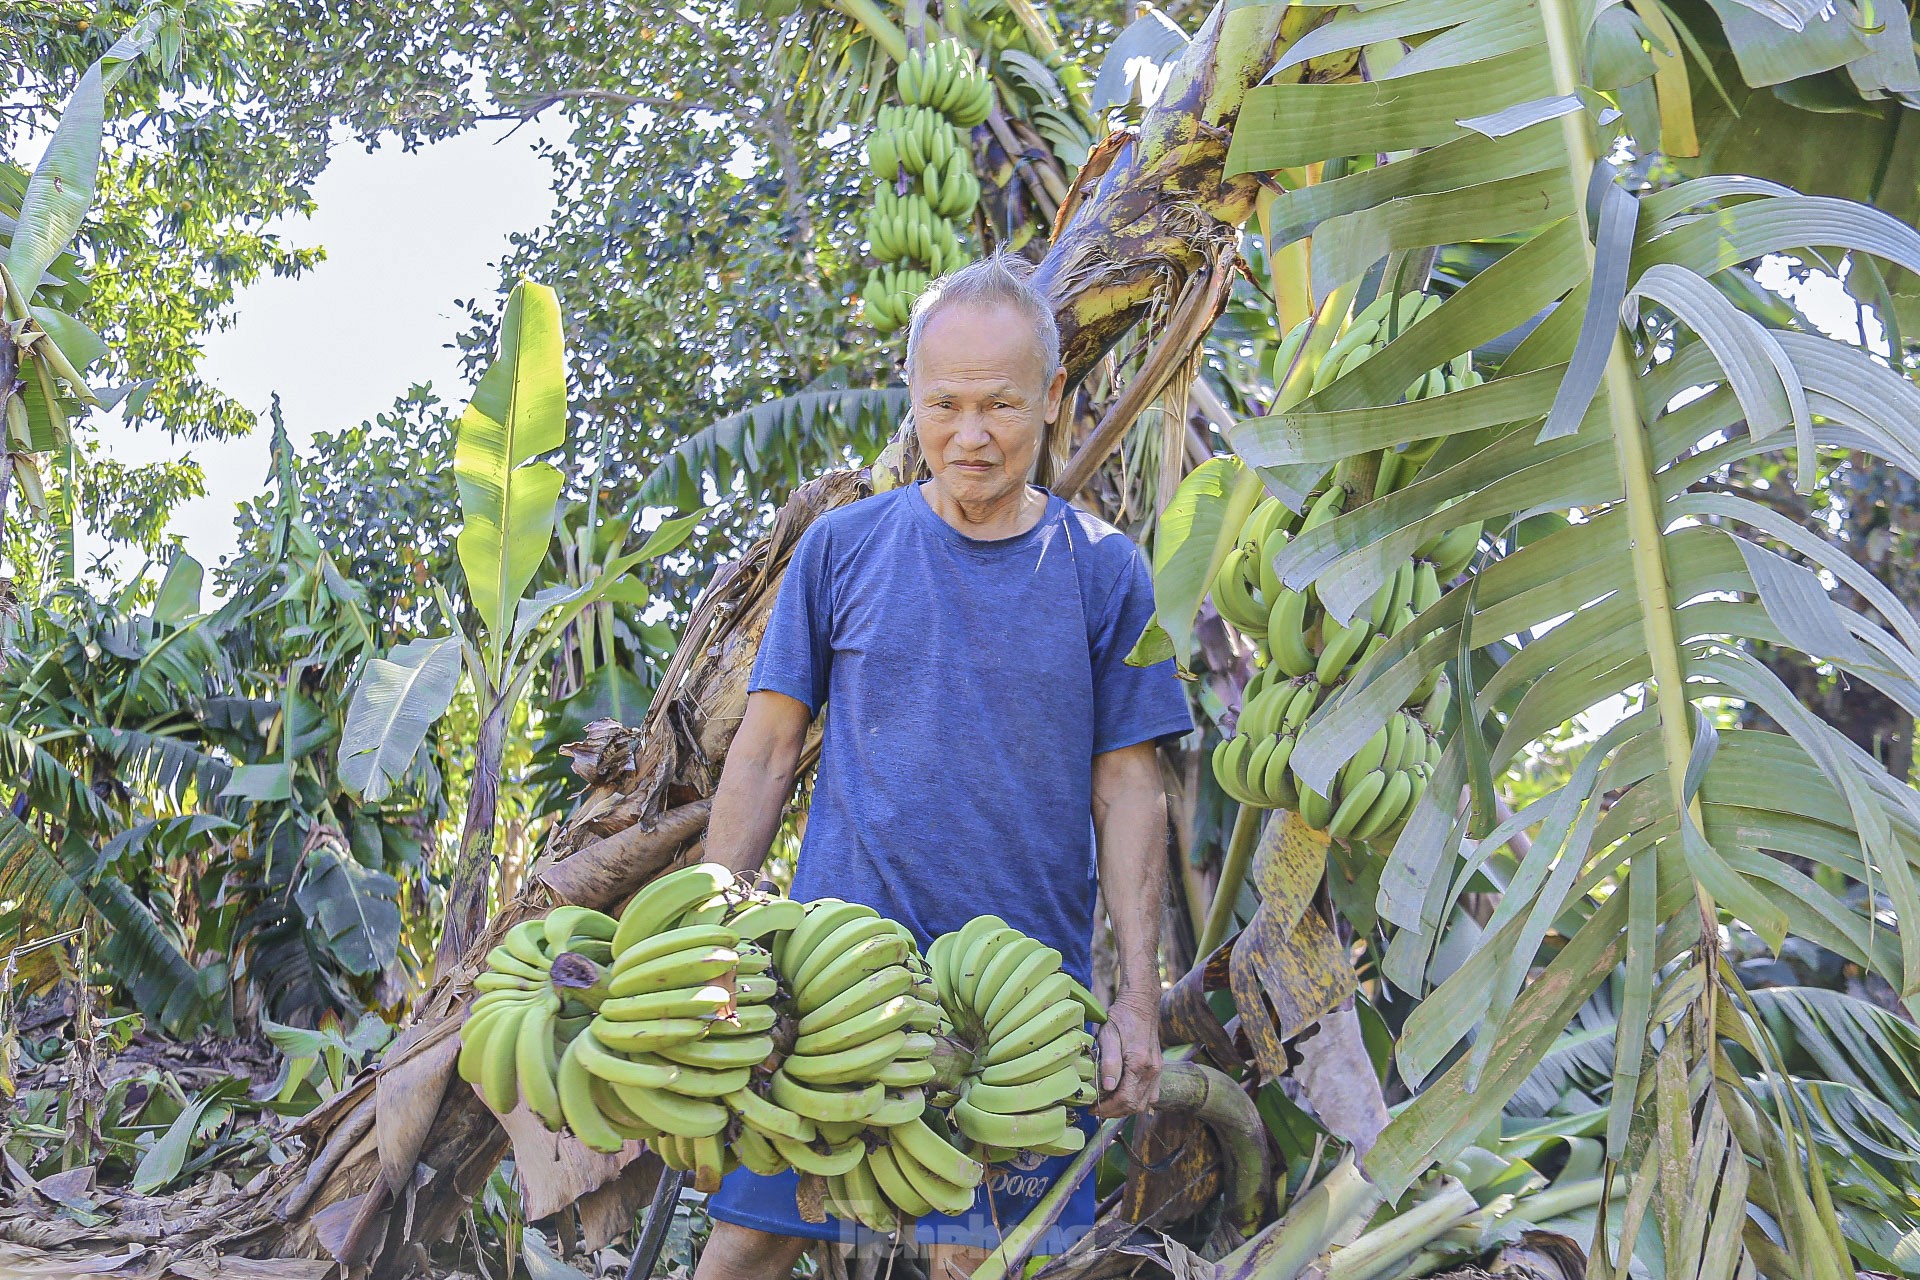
[901,254,1071,489]
[905,253,1062,388]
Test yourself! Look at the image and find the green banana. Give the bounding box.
[867,1142,934,1217]
[728,1085,818,1142]
[797,934,914,1013]
[783,1029,909,1085]
[586,1015,710,1053]
[796,965,917,1036]
[1065,976,1108,1023]
[607,944,738,998]
[975,1028,1093,1086]
[953,1096,1069,1147]
[476,970,540,994]
[1030,1125,1089,1157]
[484,946,548,982]
[791,914,898,992]
[769,1070,884,1123]
[952,925,1021,1010]
[987,971,1075,1042]
[613,1079,729,1139]
[517,1000,566,1130]
[865,1087,927,1127]
[1267,589,1316,677]
[655,1033,775,1071]
[613,863,736,955]
[874,1057,938,1089]
[1300,786,1335,830]
[503,920,552,969]
[557,1036,630,1154]
[1350,768,1414,840]
[792,994,921,1057]
[1256,734,1299,808]
[981,942,1064,1030]
[1327,769,1388,838]
[972,935,1047,1025]
[1340,723,1391,789]
[772,1130,867,1177]
[779,899,879,977]
[597,983,732,1023]
[889,1114,986,1192]
[545,905,617,951]
[836,1156,899,1233]
[733,1121,787,1175]
[983,997,1083,1065]
[962,1064,1082,1115]
[1314,612,1372,686]
[1212,545,1269,635]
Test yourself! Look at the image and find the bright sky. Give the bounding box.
[86,119,565,581]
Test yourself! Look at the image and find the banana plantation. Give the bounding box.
[7,0,1920,1276]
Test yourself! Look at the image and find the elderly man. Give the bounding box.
[695,254,1191,1279]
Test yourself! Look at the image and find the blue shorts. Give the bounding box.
[706,1114,1098,1253]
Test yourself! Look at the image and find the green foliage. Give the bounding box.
[0,408,446,1031]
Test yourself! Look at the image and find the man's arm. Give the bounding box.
[705,690,814,878]
[1090,740,1167,1117]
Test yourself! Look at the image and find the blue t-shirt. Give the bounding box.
[749,481,1193,982]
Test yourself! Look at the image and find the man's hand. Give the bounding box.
[1091,991,1161,1118]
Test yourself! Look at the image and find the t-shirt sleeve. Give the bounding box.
[1091,547,1194,754]
[749,521,833,714]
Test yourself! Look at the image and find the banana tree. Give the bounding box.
[0,12,162,579]
[1191,0,1920,1269]
[337,279,703,979]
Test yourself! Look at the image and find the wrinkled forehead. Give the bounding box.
[910,301,1051,387]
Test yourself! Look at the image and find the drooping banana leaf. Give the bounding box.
[337,635,464,804]
[4,12,160,308]
[1224,0,1920,1271]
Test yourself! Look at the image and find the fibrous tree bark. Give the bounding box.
[176,4,1310,1269]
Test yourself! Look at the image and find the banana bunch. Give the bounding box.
[865,187,963,273]
[1199,288,1500,839]
[1270,290,1483,403]
[871,105,965,180]
[924,149,982,221]
[756,899,946,1140]
[535,865,784,1185]
[457,906,618,1124]
[897,39,995,128]
[740,898,979,1235]
[825,1110,987,1234]
[1216,675,1440,838]
[857,43,990,330]
[928,916,1103,1163]
[861,265,933,334]
[1210,485,1448,839]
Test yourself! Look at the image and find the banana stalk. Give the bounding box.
[1152,1061,1272,1236]
[1195,803,1261,959]
[547,951,612,1010]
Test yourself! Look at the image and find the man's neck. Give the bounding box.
[922,478,1048,541]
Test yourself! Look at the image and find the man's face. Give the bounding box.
[912,300,1068,508]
